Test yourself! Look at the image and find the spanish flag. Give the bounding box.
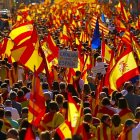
[56,121,72,139]
[109,46,140,91]
[68,93,80,135]
[28,75,46,127]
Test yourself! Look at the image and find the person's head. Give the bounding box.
[0,108,4,118]
[99,92,107,101]
[7,128,19,139]
[9,91,17,101]
[115,92,122,105]
[42,82,48,90]
[17,90,24,98]
[118,98,128,109]
[96,56,102,63]
[21,107,28,119]
[127,85,134,94]
[112,114,121,127]
[59,82,66,91]
[123,81,131,90]
[4,100,12,107]
[55,94,64,106]
[75,71,81,77]
[72,134,82,140]
[49,101,59,112]
[20,118,29,129]
[111,91,117,102]
[134,86,140,95]
[83,107,92,115]
[84,113,93,123]
[102,86,109,96]
[101,97,110,106]
[87,76,95,84]
[21,86,30,94]
[135,111,140,121]
[83,84,91,95]
[0,119,4,130]
[52,81,59,91]
[44,92,51,101]
[101,114,111,127]
[19,128,27,140]
[124,119,136,131]
[40,130,51,140]
[5,110,12,119]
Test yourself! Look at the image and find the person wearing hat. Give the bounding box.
[118,119,137,140]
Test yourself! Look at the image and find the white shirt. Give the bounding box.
[5,107,20,120]
[132,122,140,140]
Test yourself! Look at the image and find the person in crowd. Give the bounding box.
[124,85,140,113]
[7,128,19,140]
[40,130,51,140]
[9,91,22,116]
[97,97,116,119]
[118,119,137,140]
[39,101,64,132]
[5,110,19,129]
[117,98,134,124]
[59,82,67,99]
[111,114,123,139]
[4,100,20,120]
[97,114,114,140]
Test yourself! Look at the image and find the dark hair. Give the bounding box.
[135,111,140,119]
[40,130,51,140]
[17,90,24,97]
[118,98,128,109]
[101,114,110,123]
[83,84,91,95]
[59,82,66,90]
[42,82,48,90]
[5,110,12,117]
[49,101,59,112]
[52,81,59,91]
[83,101,90,108]
[19,128,26,140]
[75,71,81,77]
[102,86,109,98]
[102,97,110,106]
[83,107,91,115]
[55,94,64,105]
[127,85,134,93]
[67,84,78,97]
[20,118,29,129]
[9,91,17,100]
[111,91,117,101]
[112,114,121,127]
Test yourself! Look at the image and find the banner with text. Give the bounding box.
[58,50,78,68]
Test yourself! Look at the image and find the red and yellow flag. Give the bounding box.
[109,46,140,91]
[28,76,46,127]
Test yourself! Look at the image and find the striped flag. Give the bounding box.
[28,75,46,127]
[9,22,33,46]
[90,16,109,35]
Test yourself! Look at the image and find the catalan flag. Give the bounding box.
[90,16,109,35]
[109,46,140,91]
[28,75,46,127]
[9,22,33,46]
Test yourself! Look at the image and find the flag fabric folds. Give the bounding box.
[28,75,46,127]
[109,47,140,91]
[91,19,101,49]
[56,121,72,139]
[9,23,33,46]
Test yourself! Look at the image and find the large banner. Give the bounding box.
[58,50,78,68]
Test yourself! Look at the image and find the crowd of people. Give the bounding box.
[0,0,140,140]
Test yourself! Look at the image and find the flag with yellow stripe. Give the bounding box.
[28,76,46,127]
